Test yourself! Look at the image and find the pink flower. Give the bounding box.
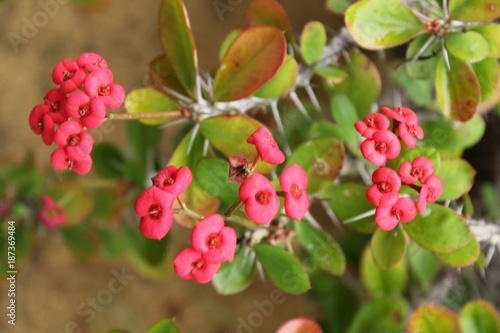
[84,69,125,109]
[279,164,310,220]
[77,52,108,72]
[379,106,418,124]
[50,147,93,174]
[398,122,424,148]
[239,173,279,224]
[151,165,192,197]
[54,120,93,160]
[366,167,401,207]
[360,130,401,166]
[276,318,323,333]
[52,58,86,94]
[398,156,434,184]
[417,175,443,212]
[67,92,106,129]
[173,247,221,284]
[44,88,68,124]
[134,186,175,240]
[354,113,390,139]
[247,127,285,165]
[228,156,248,185]
[38,195,67,228]
[375,197,417,231]
[29,105,55,145]
[191,214,236,263]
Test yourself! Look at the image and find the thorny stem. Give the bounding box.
[108,110,185,120]
[225,214,257,230]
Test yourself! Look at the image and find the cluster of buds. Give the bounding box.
[174,214,237,283]
[355,106,443,231]
[28,53,125,174]
[425,19,442,35]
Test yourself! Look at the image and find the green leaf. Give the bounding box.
[254,244,310,294]
[405,33,441,79]
[437,233,479,267]
[213,246,256,295]
[394,68,435,106]
[472,24,500,58]
[213,26,286,102]
[408,304,461,333]
[361,245,408,298]
[348,297,409,333]
[459,300,500,333]
[169,130,220,227]
[286,136,345,193]
[345,0,424,50]
[60,225,101,260]
[95,228,123,260]
[435,54,480,121]
[91,143,125,179]
[408,243,442,292]
[324,183,377,234]
[473,57,500,102]
[330,94,361,145]
[159,0,197,97]
[371,226,407,271]
[308,120,344,141]
[253,55,298,98]
[199,115,275,174]
[336,52,382,118]
[147,55,189,98]
[246,0,294,43]
[294,221,346,275]
[194,158,239,206]
[314,66,348,83]
[301,21,326,65]
[124,88,179,126]
[446,32,490,63]
[449,0,500,22]
[436,159,476,200]
[219,29,242,60]
[146,319,180,333]
[421,115,486,152]
[403,204,471,254]
[326,0,355,14]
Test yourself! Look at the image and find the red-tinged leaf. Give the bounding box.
[460,300,500,333]
[125,88,179,126]
[169,130,220,227]
[408,304,461,333]
[148,55,189,98]
[449,0,500,23]
[246,0,294,43]
[253,55,298,98]
[159,0,197,97]
[199,115,275,174]
[212,25,287,102]
[435,55,480,121]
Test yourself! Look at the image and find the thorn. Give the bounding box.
[202,138,209,158]
[305,85,321,112]
[186,123,200,155]
[290,91,312,121]
[270,101,291,157]
[441,39,451,71]
[411,34,438,64]
[304,211,322,229]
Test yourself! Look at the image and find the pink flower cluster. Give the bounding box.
[134,165,193,240]
[174,214,237,283]
[28,53,125,174]
[239,127,310,224]
[355,106,442,231]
